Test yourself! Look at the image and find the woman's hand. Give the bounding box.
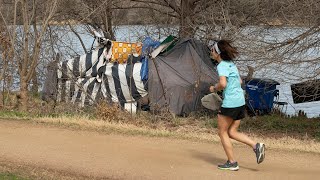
[209,85,215,93]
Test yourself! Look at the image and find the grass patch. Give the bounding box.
[0,172,28,180]
[240,115,320,140]
[0,110,28,119]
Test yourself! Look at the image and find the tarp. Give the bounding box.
[141,37,160,81]
[148,38,218,115]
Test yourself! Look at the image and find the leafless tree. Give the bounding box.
[59,0,126,41]
[0,0,60,111]
[128,0,212,38]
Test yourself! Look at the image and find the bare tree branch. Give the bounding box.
[68,22,87,53]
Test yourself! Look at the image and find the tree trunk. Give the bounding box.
[179,0,196,38]
[106,10,115,40]
[31,70,38,94]
[15,0,58,111]
[103,0,115,40]
[19,79,28,111]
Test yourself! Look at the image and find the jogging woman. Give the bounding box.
[209,40,265,171]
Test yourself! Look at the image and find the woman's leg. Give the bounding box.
[228,120,266,164]
[228,120,256,148]
[217,114,236,162]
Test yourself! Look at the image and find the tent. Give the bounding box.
[148,38,218,115]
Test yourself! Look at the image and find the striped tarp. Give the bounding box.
[57,47,109,80]
[57,77,107,106]
[57,62,148,107]
[104,62,148,105]
[52,38,148,107]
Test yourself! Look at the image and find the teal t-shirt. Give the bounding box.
[217,61,245,108]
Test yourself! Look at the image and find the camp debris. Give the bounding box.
[42,36,218,116]
[150,35,178,58]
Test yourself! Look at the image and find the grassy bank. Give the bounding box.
[0,104,319,141]
[0,104,319,154]
[2,95,317,142]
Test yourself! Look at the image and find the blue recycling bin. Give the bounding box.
[245,78,280,115]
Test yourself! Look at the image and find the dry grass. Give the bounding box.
[24,114,319,154]
[1,100,319,154]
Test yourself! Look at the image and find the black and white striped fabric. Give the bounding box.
[103,62,148,106]
[56,77,108,107]
[57,62,148,107]
[54,38,148,107]
[57,47,108,80]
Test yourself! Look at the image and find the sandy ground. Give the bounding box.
[0,119,319,180]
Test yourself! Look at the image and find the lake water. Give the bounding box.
[54,25,320,118]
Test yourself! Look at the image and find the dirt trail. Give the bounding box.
[0,119,319,180]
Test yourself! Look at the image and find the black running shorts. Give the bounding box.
[218,105,246,120]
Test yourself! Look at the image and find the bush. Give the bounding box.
[95,102,132,122]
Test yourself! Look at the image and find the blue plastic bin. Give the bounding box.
[245,78,280,115]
